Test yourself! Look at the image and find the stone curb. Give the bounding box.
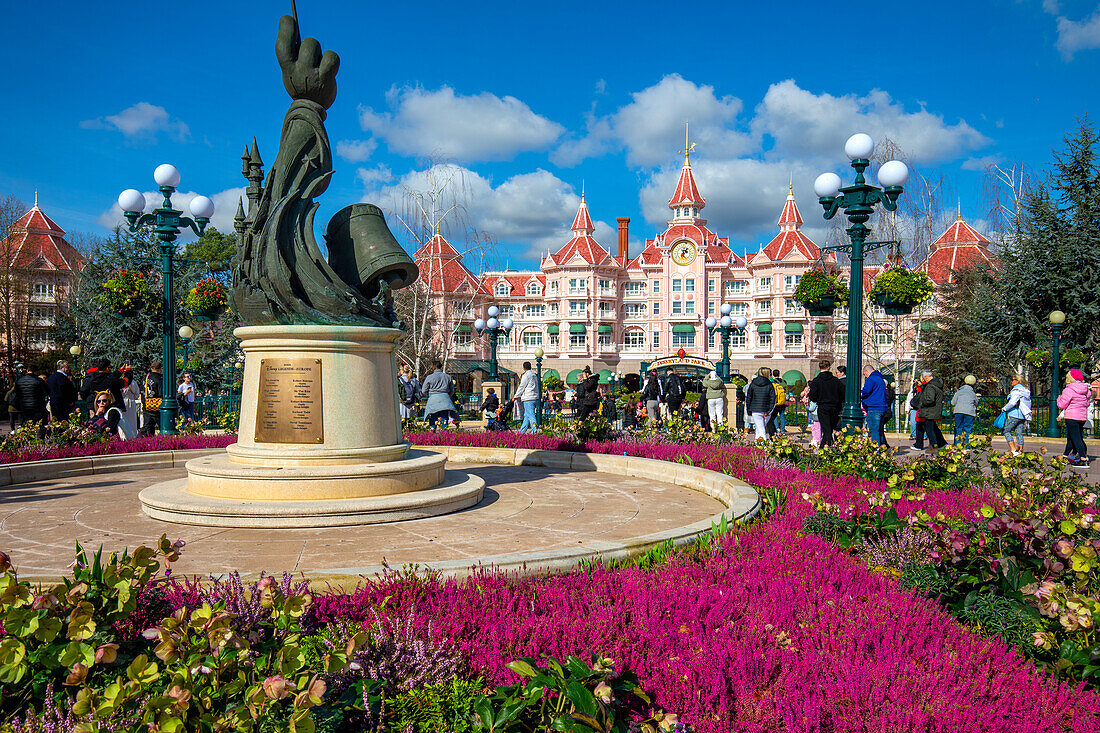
[0,445,761,579]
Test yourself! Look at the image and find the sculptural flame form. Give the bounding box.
[231,10,417,327]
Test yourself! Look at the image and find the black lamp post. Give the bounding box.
[1042,310,1068,438]
[814,134,910,431]
[534,346,544,425]
[705,307,748,382]
[473,306,513,381]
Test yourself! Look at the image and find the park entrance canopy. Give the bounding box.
[639,354,718,393]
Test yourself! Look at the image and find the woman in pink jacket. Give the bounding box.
[1057,367,1092,467]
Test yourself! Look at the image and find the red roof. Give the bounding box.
[5,203,83,272]
[414,233,490,293]
[549,198,611,265]
[920,215,995,285]
[667,163,705,209]
[570,196,595,233]
[760,193,819,261]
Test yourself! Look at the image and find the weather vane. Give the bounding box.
[679,121,696,165]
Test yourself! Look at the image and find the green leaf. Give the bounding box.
[506,658,540,680]
[980,504,995,518]
[1060,519,1078,535]
[565,679,598,716]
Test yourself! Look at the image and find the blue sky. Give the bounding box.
[1,1,1097,270]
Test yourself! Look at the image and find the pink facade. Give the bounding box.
[416,154,993,384]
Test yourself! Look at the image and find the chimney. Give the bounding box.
[616,217,630,263]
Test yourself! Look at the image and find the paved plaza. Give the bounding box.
[1,462,725,581]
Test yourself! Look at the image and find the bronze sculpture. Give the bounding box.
[230,9,417,327]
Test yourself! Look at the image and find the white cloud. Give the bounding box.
[554,74,751,168]
[1054,8,1100,59]
[80,102,189,142]
[336,138,377,162]
[961,154,1003,171]
[1043,0,1061,13]
[752,80,990,164]
[356,165,393,187]
[359,164,618,261]
[98,187,246,238]
[358,86,564,163]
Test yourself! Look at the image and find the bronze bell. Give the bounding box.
[324,203,418,299]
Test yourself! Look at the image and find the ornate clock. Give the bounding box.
[670,240,697,266]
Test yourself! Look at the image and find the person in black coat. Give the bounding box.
[80,358,125,412]
[14,365,47,437]
[663,372,686,416]
[807,359,845,447]
[47,360,78,422]
[640,371,663,424]
[139,361,164,436]
[575,367,601,420]
[744,368,777,439]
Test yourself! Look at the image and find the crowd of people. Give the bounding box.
[0,358,209,441]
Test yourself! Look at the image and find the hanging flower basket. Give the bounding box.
[793,270,849,317]
[867,268,934,316]
[99,269,156,317]
[183,278,228,322]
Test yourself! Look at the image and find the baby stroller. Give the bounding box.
[487,398,514,432]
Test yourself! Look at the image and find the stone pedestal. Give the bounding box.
[140,325,483,527]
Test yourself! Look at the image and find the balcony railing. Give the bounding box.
[567,287,588,296]
[596,310,615,319]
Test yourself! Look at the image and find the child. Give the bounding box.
[802,385,820,446]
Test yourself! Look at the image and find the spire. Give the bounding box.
[678,121,696,167]
[241,146,251,178]
[789,172,793,195]
[233,197,246,237]
[778,185,803,230]
[570,191,595,234]
[33,190,38,208]
[957,199,962,220]
[249,137,263,167]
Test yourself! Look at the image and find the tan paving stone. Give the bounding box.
[1,462,725,579]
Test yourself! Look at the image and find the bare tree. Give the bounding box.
[385,160,495,376]
[981,161,1036,247]
[0,195,32,369]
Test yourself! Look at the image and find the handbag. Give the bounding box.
[993,411,1006,430]
[144,375,162,412]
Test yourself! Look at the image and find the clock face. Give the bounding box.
[671,240,697,266]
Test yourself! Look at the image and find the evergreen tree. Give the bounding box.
[922,263,1011,388]
[976,117,1100,372]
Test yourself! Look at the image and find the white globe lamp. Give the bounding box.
[720,315,732,328]
[118,189,146,214]
[705,316,717,329]
[735,316,748,329]
[487,305,499,318]
[878,160,910,188]
[533,347,544,358]
[473,318,486,331]
[813,172,842,198]
[486,317,499,330]
[153,163,181,188]
[720,303,733,315]
[844,133,875,160]
[501,318,513,331]
[178,325,194,340]
[189,195,215,219]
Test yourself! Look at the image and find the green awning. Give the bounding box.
[757,324,772,333]
[814,323,828,332]
[445,360,517,377]
[547,325,560,334]
[672,324,695,334]
[598,369,613,383]
[456,324,472,334]
[597,324,613,334]
[569,324,586,334]
[785,323,803,333]
[566,368,584,384]
[542,368,560,380]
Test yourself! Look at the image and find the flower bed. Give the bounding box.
[0,434,236,465]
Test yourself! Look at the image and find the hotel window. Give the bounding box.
[731,332,747,349]
[784,274,801,291]
[568,278,587,295]
[685,300,695,315]
[757,300,772,315]
[877,331,894,346]
[598,302,613,317]
[597,334,613,350]
[784,333,803,352]
[757,276,772,293]
[835,331,848,348]
[496,282,509,296]
[454,332,472,348]
[653,331,660,350]
[550,302,559,316]
[724,280,747,296]
[708,279,716,293]
[568,301,586,316]
[569,332,587,349]
[623,330,645,349]
[671,330,695,348]
[624,282,644,296]
[598,279,613,294]
[653,301,660,315]
[34,282,55,298]
[708,331,716,349]
[624,303,646,318]
[685,278,695,293]
[672,279,681,293]
[729,302,747,316]
[497,332,510,347]
[652,280,660,294]
[548,334,559,348]
[758,332,772,349]
[784,299,802,315]
[550,280,559,294]
[708,301,716,316]
[526,304,545,317]
[523,331,543,347]
[498,305,514,318]
[527,282,541,296]
[672,301,682,315]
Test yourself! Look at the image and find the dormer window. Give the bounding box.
[526,282,541,296]
[496,282,509,296]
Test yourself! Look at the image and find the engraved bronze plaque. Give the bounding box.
[254,358,324,444]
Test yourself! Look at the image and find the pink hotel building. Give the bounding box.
[415,152,993,387]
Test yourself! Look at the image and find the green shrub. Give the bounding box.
[389,677,484,733]
[801,512,847,543]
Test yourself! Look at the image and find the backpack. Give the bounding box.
[667,375,685,400]
[773,381,787,406]
[402,378,419,404]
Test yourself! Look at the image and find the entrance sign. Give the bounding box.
[645,355,716,372]
[255,358,324,444]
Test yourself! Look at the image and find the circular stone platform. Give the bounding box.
[1,460,733,580]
